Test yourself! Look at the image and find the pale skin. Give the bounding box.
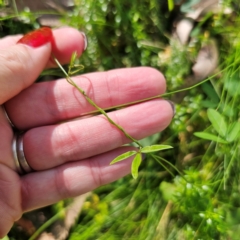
[0,27,174,237]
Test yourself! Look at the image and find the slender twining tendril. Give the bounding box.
[53,53,219,179]
[54,65,227,119]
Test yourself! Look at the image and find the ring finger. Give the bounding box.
[23,98,173,170]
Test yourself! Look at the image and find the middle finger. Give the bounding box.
[5,67,166,129]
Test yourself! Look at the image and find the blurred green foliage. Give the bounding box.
[62,0,171,72]
[1,0,240,239]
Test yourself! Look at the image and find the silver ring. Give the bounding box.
[12,134,23,174]
[2,105,15,128]
[12,133,33,174]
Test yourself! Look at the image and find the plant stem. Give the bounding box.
[54,68,226,118]
[54,57,228,150]
[151,154,188,182]
[54,57,143,148]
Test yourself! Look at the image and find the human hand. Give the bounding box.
[0,27,174,237]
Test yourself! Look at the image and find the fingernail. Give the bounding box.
[166,100,176,117]
[80,31,88,51]
[17,27,53,48]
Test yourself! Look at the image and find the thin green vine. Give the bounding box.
[54,57,143,148]
[53,52,222,179]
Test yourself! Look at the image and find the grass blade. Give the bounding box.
[194,132,228,144]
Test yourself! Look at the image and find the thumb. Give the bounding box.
[0,28,53,104]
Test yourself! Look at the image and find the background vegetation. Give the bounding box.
[1,0,240,239]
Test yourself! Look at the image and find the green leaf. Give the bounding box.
[207,109,227,137]
[110,151,137,165]
[131,153,142,179]
[227,122,240,142]
[194,132,228,144]
[141,145,173,153]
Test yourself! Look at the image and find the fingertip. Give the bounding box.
[166,100,176,118]
[143,66,167,93]
[50,27,87,66]
[129,66,167,94]
[80,31,88,51]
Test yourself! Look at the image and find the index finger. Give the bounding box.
[0,27,87,68]
[0,27,86,104]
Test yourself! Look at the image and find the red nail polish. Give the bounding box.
[17,27,53,48]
